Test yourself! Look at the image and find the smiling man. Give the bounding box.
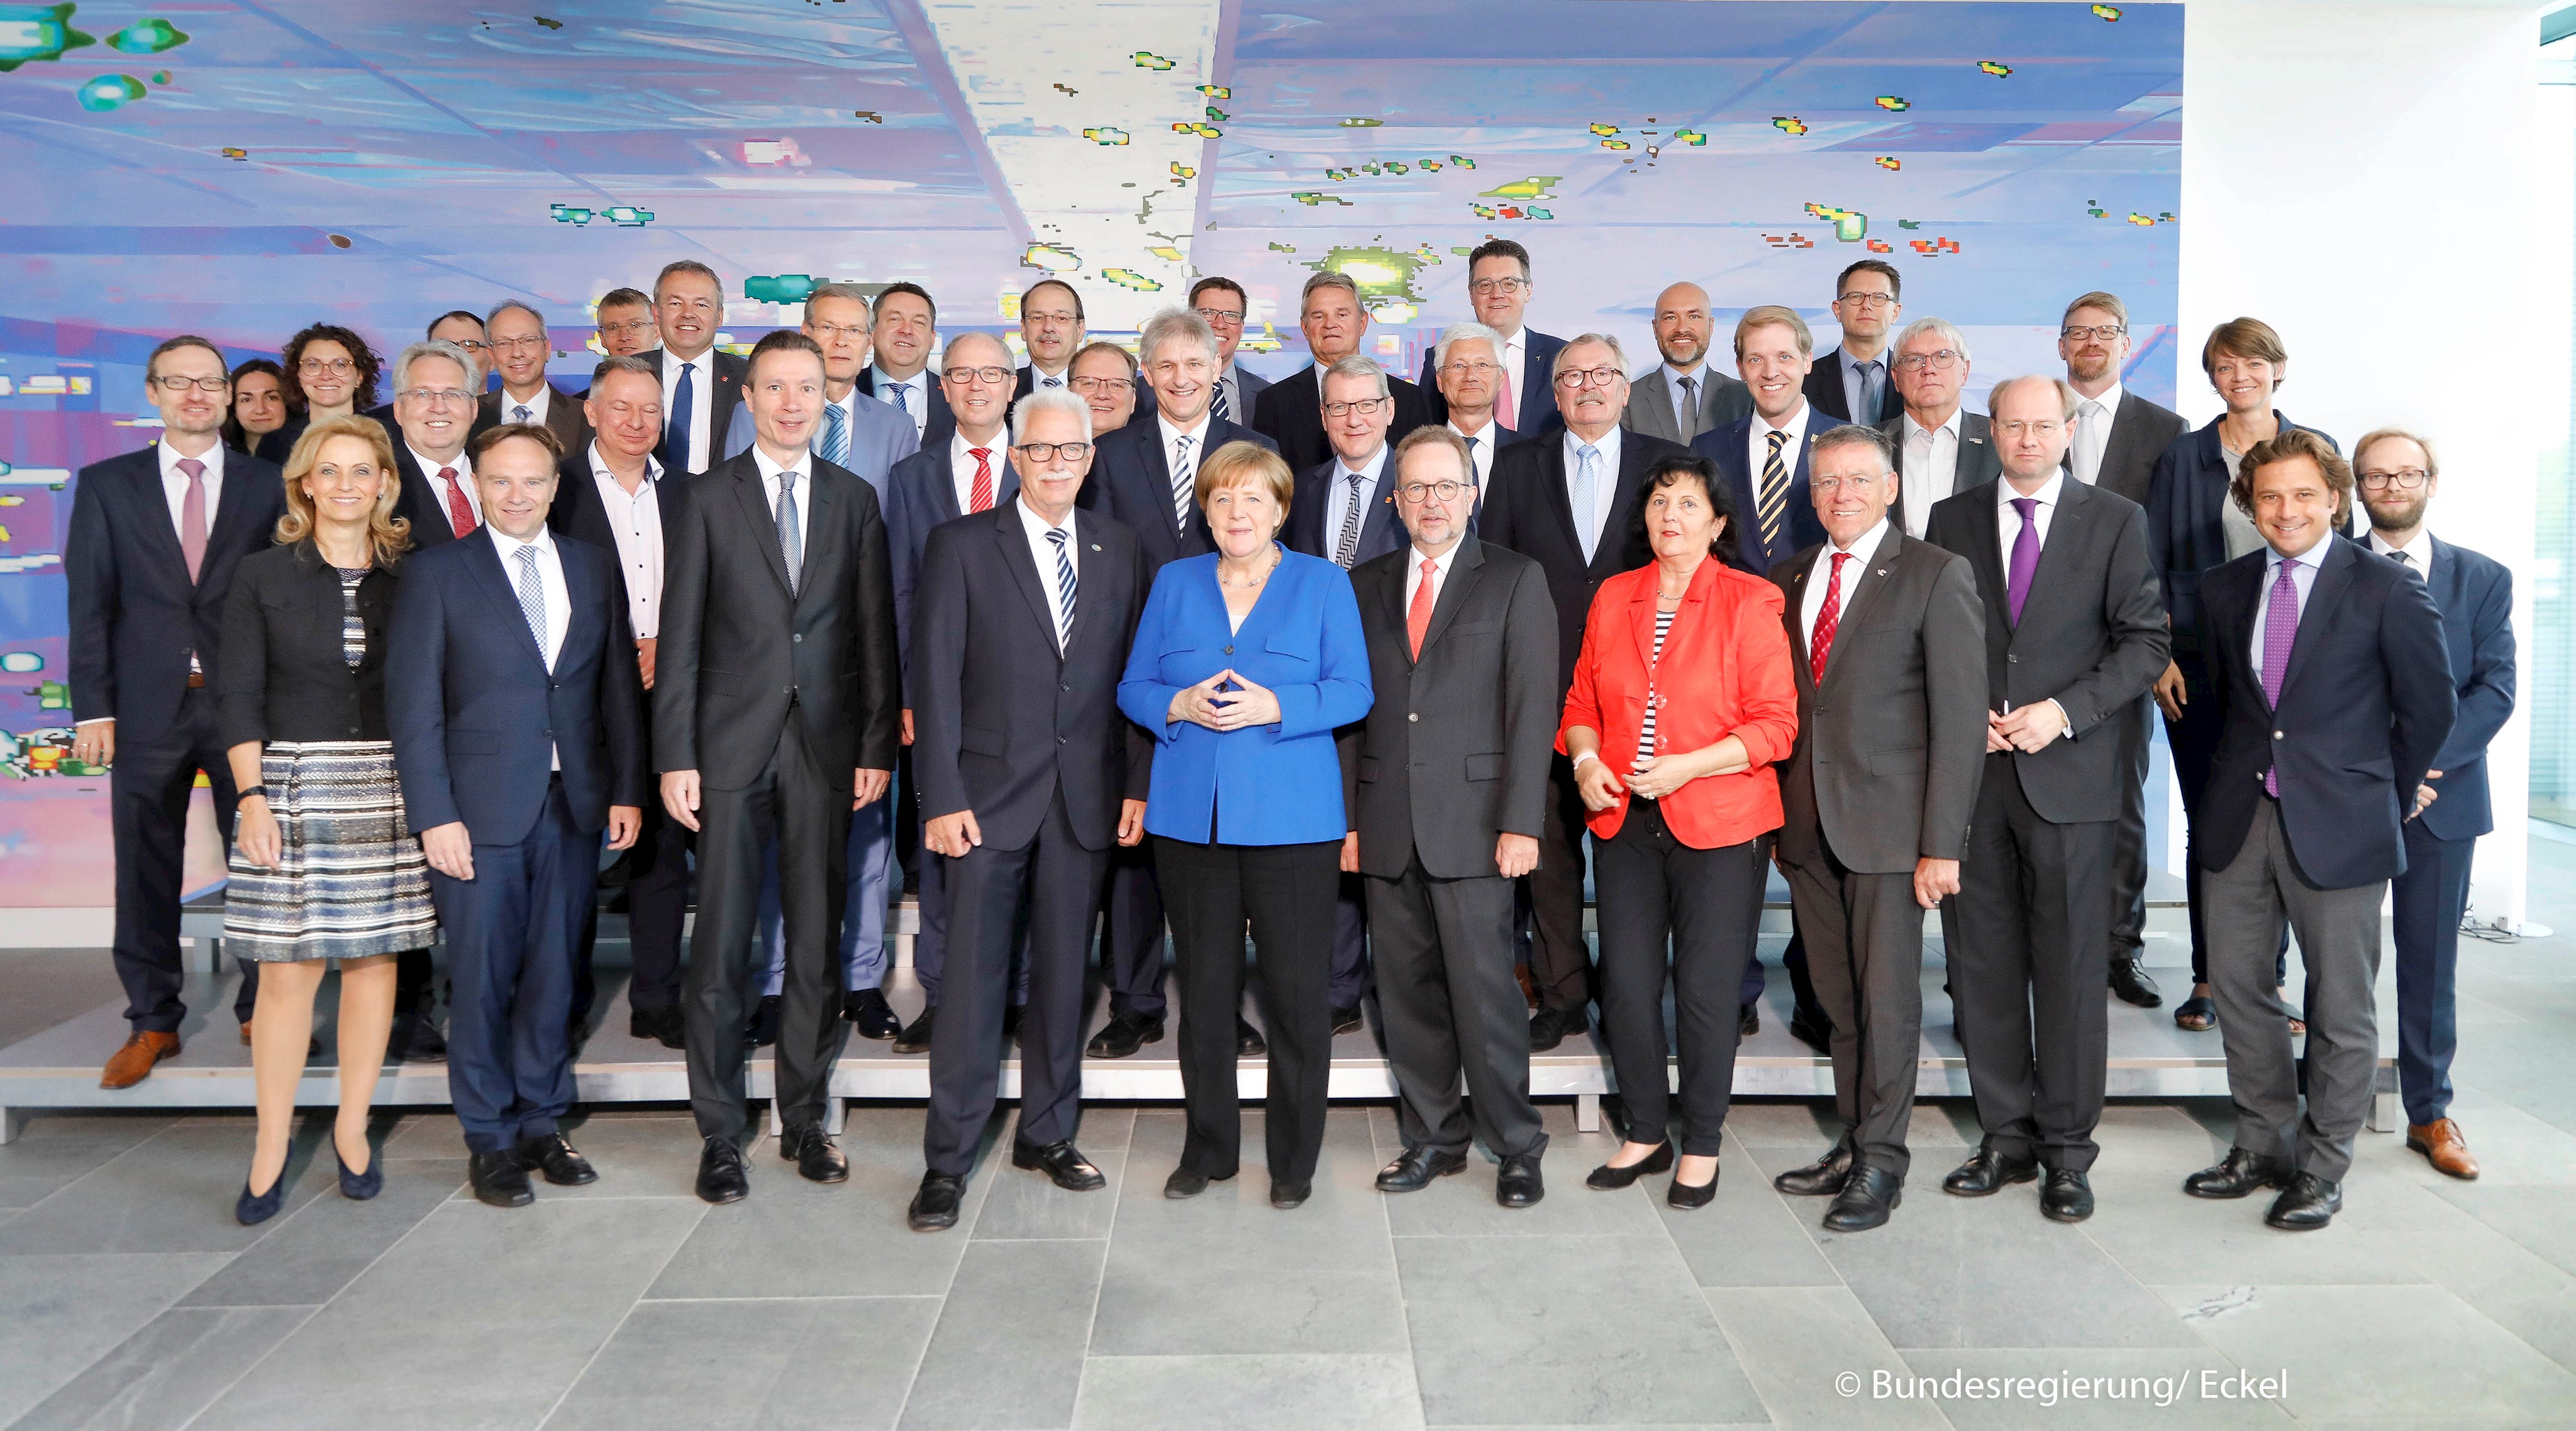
[1625,281,1752,446]
[858,282,954,448]
[1804,259,1904,426]
[387,339,486,551]
[479,301,586,456]
[1415,238,1565,437]
[1252,270,1429,473]
[1691,306,1830,577]
[639,260,745,476]
[1012,278,1086,397]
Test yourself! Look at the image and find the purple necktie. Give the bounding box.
[2260,557,2300,795]
[2005,497,2040,626]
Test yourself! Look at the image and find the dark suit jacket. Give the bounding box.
[1878,411,2002,533]
[1924,478,2169,824]
[911,504,1152,852]
[1803,347,1901,426]
[639,347,748,475]
[1690,414,1829,574]
[2197,536,2455,889]
[1251,363,1431,476]
[886,442,1020,682]
[1340,536,1557,879]
[2145,414,2336,649]
[547,452,687,626]
[857,367,956,450]
[1773,528,1987,873]
[653,451,901,787]
[386,528,646,843]
[1076,415,1277,576]
[1623,365,1753,446]
[1219,362,1266,422]
[1286,452,1405,570]
[2411,536,2515,843]
[1417,328,1567,436]
[2088,389,2187,508]
[1476,428,1687,695]
[65,445,285,736]
[480,384,587,458]
[391,443,470,550]
[214,541,397,748]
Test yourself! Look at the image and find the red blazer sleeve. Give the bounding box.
[1721,577,1799,769]
[1555,580,1616,756]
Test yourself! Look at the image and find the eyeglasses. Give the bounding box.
[487,336,548,354]
[1022,309,1079,327]
[1398,480,1471,502]
[808,321,870,341]
[1071,375,1133,394]
[153,374,229,394]
[447,339,490,355]
[1467,277,1528,297]
[299,358,357,376]
[1994,419,2063,438]
[1892,350,1962,372]
[1836,291,1896,309]
[943,365,1012,385]
[2060,324,2128,342]
[402,388,475,407]
[1323,397,1391,418]
[599,318,657,337]
[1554,367,1623,390]
[1811,474,1883,494]
[1014,441,1091,462]
[1440,360,1500,379]
[2358,468,2431,490]
[1192,307,1245,329]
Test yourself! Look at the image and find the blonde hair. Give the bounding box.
[276,414,411,564]
[1735,304,1814,359]
[2352,426,2438,480]
[1194,439,1295,524]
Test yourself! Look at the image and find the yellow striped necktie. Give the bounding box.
[1757,429,1789,555]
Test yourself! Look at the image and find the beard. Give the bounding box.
[2367,492,2429,534]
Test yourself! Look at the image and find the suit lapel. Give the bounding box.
[2279,538,2352,701]
[127,453,192,585]
[465,529,548,672]
[1816,531,1901,693]
[1418,537,1485,660]
[2023,480,2090,626]
[994,505,1060,656]
[1782,558,1816,674]
[203,452,265,570]
[731,463,794,596]
[1631,373,1676,439]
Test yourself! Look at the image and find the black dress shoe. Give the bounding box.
[1586,1142,1674,1190]
[1528,1003,1587,1053]
[696,1137,749,1205]
[629,1005,686,1050]
[2110,957,2163,1008]
[1013,1140,1107,1191]
[514,1132,597,1186]
[747,995,781,1048]
[909,1172,964,1230]
[893,1007,936,1055]
[844,988,902,1040]
[1002,1003,1023,1046]
[1376,1146,1469,1193]
[1667,1163,1719,1210]
[1270,1178,1311,1209]
[2183,1147,2295,1200]
[1942,1147,2040,1197]
[1236,1017,1266,1057]
[1773,1145,1855,1197]
[1329,1005,1363,1037]
[1496,1152,1545,1208]
[1164,1166,1230,1199]
[2041,1168,2095,1222]
[2263,1171,2342,1230]
[1787,1004,1834,1055]
[779,1125,850,1183]
[1738,1002,1760,1037]
[595,849,638,889]
[1088,1008,1165,1059]
[1823,1164,1902,1231]
[388,1012,447,1062]
[470,1149,535,1209]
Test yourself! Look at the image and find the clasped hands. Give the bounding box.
[1574,744,1748,812]
[1985,701,2068,753]
[1167,670,1282,732]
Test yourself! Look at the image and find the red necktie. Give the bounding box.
[969,448,994,513]
[439,467,476,537]
[1809,552,1852,683]
[1407,557,1437,658]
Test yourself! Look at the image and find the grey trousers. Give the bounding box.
[1782,846,1924,1179]
[1367,857,1547,1161]
[2204,799,2385,1183]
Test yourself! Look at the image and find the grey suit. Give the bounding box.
[1342,536,1557,1161]
[1623,365,1753,446]
[1925,477,2167,1173]
[1877,411,2003,537]
[1774,527,1987,1177]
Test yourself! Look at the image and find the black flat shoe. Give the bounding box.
[2184,1147,2294,1200]
[1236,1017,1266,1057]
[514,1132,597,1186]
[1942,1147,2040,1197]
[1496,1152,1545,1208]
[2173,994,2218,1032]
[2264,1172,2341,1230]
[1823,1164,1902,1231]
[469,1149,535,1209]
[1087,1008,1165,1059]
[747,995,781,1049]
[696,1137,749,1205]
[1667,1163,1719,1210]
[236,1170,287,1226]
[629,1005,686,1050]
[2041,1168,2094,1222]
[1586,1142,1674,1190]
[1738,1002,1759,1037]
[909,1172,964,1231]
[1787,1004,1834,1055]
[1329,1005,1363,1037]
[779,1125,850,1184]
[1376,1146,1469,1193]
[893,1007,936,1056]
[335,1141,382,1201]
[845,988,902,1041]
[1013,1140,1107,1191]
[2110,957,2163,1008]
[1270,1178,1311,1209]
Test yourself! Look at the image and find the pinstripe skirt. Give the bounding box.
[223,741,438,963]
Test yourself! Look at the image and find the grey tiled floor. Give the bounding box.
[8,837,2576,1428]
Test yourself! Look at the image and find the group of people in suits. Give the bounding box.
[64,239,2511,1232]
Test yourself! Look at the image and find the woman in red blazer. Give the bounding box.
[1560,453,1798,1208]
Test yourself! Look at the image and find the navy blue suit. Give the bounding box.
[1690,414,1829,575]
[1286,452,1406,570]
[386,527,646,1153]
[1417,328,1567,438]
[2390,536,2514,1124]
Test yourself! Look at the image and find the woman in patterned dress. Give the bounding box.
[216,416,436,1224]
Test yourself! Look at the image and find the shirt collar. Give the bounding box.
[1841,345,1884,377]
[1904,407,1963,443]
[1759,400,1811,444]
[1016,492,1072,538]
[1336,443,1388,483]
[1563,424,1621,464]
[665,349,709,375]
[1410,538,1465,575]
[2269,534,2333,573]
[2078,381,2123,414]
[1826,516,1891,565]
[587,439,659,486]
[1999,469,2066,512]
[413,446,469,478]
[1158,411,1212,449]
[158,439,223,479]
[751,443,810,485]
[872,365,921,393]
[1662,361,1703,385]
[1026,360,1070,384]
[2368,529,2431,565]
[487,521,555,561]
[952,429,1002,461]
[1447,418,1492,443]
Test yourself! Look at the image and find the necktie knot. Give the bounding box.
[513,404,532,424]
[176,456,204,481]
[2011,496,2038,520]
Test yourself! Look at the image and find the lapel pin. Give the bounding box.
[1091,543,1102,551]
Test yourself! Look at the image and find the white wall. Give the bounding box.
[2181,0,2551,925]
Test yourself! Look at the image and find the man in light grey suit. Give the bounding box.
[723,284,918,497]
[1767,424,1987,1234]
[1878,318,1999,538]
[1624,282,1753,446]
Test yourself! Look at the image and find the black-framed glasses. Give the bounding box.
[2358,468,2430,490]
[1398,480,1471,502]
[1555,367,1622,390]
[1192,306,1245,328]
[1014,441,1092,462]
[944,365,1012,385]
[1835,291,1896,309]
[2060,324,2128,342]
[1323,397,1391,418]
[153,374,229,394]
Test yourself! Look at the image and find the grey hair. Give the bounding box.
[1138,306,1220,368]
[1432,321,1504,373]
[1986,373,2080,423]
[806,282,875,323]
[1552,331,1628,376]
[589,353,658,388]
[485,299,547,332]
[1320,355,1390,401]
[1891,316,1970,365]
[1011,385,1095,445]
[1810,423,1894,472]
[1300,270,1361,311]
[393,339,479,396]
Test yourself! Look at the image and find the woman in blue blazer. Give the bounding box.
[1119,439,1372,1209]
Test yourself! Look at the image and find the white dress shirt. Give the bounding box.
[158,439,225,539]
[1800,516,1889,650]
[750,443,811,566]
[501,384,552,428]
[1017,495,1080,651]
[413,446,480,529]
[2070,382,2121,488]
[587,441,665,639]
[1562,424,1623,554]
[487,522,570,768]
[1404,537,1463,614]
[659,350,716,473]
[1897,407,1963,538]
[2368,528,2435,582]
[1446,419,1497,488]
[1748,401,1813,510]
[1325,443,1390,560]
[871,366,932,441]
[1023,362,1070,392]
[1660,363,1709,433]
[1996,468,2067,559]
[2251,537,2329,681]
[948,431,1005,516]
[1158,411,1213,517]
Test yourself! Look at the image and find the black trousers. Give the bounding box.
[435,778,592,1154]
[1782,841,1925,1178]
[113,688,257,1030]
[1950,754,2113,1173]
[1329,875,1372,1010]
[683,719,852,1143]
[1368,853,1546,1161]
[1101,843,1169,1019]
[622,783,693,1016]
[2111,693,2154,957]
[1526,753,1596,1014]
[1155,834,1338,1183]
[2392,819,2474,1125]
[1592,799,1767,1158]
[924,789,1107,1176]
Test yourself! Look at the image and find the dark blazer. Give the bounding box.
[886,441,1020,682]
[1879,411,2002,532]
[1218,362,1265,422]
[1690,413,1829,574]
[385,528,646,843]
[2197,536,2456,889]
[1623,365,1754,446]
[1477,428,1688,695]
[479,383,586,458]
[214,540,399,748]
[1077,415,1277,575]
[2145,414,2336,649]
[722,389,919,495]
[390,443,470,550]
[653,450,902,788]
[856,367,956,450]
[547,452,686,629]
[1285,452,1404,569]
[910,504,1152,852]
[639,347,748,475]
[252,419,301,467]
[1251,363,1431,475]
[2087,389,2187,508]
[1924,478,2170,824]
[2411,536,2516,843]
[66,445,284,736]
[1772,528,1988,873]
[1803,348,1900,426]
[1341,536,1558,879]
[1417,328,1567,436]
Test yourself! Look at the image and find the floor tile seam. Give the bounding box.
[634,1293,945,1304]
[889,1167,990,1430]
[0,1116,191,1230]
[1067,1152,1130,1428]
[167,1303,326,1431]
[531,1198,709,1431]
[1702,1291,1963,1431]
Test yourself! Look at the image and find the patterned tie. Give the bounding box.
[1675,375,1699,443]
[1333,469,1367,567]
[1211,377,1233,427]
[1809,551,1851,683]
[1169,433,1196,526]
[1046,527,1077,647]
[1407,556,1438,658]
[775,468,802,597]
[667,361,696,472]
[175,456,208,583]
[1494,355,1516,432]
[439,467,475,537]
[968,448,995,513]
[513,403,533,425]
[513,544,547,665]
[1757,429,1789,556]
[890,379,912,413]
[1571,443,1601,563]
[820,400,849,468]
[2261,556,2300,795]
[1041,374,1062,389]
[2006,496,2041,627]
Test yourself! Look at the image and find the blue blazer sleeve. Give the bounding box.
[2436,561,2516,773]
[1118,565,1187,737]
[1274,563,1374,739]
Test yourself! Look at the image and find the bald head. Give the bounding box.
[1652,282,1716,372]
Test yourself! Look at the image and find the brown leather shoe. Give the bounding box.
[101,1030,180,1089]
[2407,1119,2479,1180]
